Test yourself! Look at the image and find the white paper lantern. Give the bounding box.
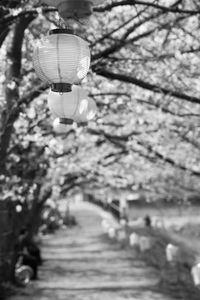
[33,29,90,92]
[117,229,126,241]
[120,218,127,226]
[139,236,151,252]
[16,205,22,213]
[166,244,179,262]
[191,264,200,286]
[152,216,164,228]
[48,86,96,123]
[101,219,110,233]
[108,228,115,239]
[41,0,104,21]
[129,233,140,247]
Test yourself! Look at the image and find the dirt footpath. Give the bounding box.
[9,202,176,300]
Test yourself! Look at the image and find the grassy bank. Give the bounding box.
[105,220,200,300]
[128,203,200,251]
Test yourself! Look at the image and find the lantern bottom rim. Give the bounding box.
[49,28,74,35]
[51,83,72,93]
[59,118,73,125]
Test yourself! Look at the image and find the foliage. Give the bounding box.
[1,0,200,212]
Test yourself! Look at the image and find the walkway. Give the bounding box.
[10,202,175,300]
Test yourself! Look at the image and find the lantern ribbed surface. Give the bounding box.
[48,86,96,123]
[33,32,90,86]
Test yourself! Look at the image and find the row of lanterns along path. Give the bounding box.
[101,219,200,289]
[33,0,105,129]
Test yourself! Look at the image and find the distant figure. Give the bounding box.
[144,215,151,227]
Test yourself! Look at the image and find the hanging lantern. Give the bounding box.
[117,229,126,241]
[16,204,22,213]
[166,244,179,263]
[33,29,90,92]
[108,227,115,239]
[48,86,97,124]
[101,219,110,233]
[129,233,140,247]
[139,236,151,252]
[191,264,200,286]
[120,218,127,227]
[41,0,104,22]
[152,216,164,228]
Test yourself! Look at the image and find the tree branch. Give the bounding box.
[94,0,200,15]
[135,140,200,177]
[95,69,200,105]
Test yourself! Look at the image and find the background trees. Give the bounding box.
[0,0,200,281]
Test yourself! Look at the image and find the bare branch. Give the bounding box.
[94,0,200,15]
[95,69,200,105]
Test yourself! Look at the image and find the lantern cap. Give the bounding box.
[49,28,74,35]
[58,1,93,19]
[60,118,73,125]
[51,83,72,93]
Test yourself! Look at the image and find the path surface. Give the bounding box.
[10,202,175,300]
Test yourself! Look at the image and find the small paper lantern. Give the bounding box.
[42,0,104,21]
[101,219,110,233]
[117,229,126,241]
[139,236,151,252]
[48,86,96,124]
[15,204,22,213]
[129,233,140,247]
[120,218,127,226]
[33,29,90,92]
[166,244,179,262]
[108,228,115,239]
[152,216,164,228]
[191,264,200,286]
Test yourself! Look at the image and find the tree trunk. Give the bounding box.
[27,185,52,238]
[0,13,35,170]
[0,14,36,282]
